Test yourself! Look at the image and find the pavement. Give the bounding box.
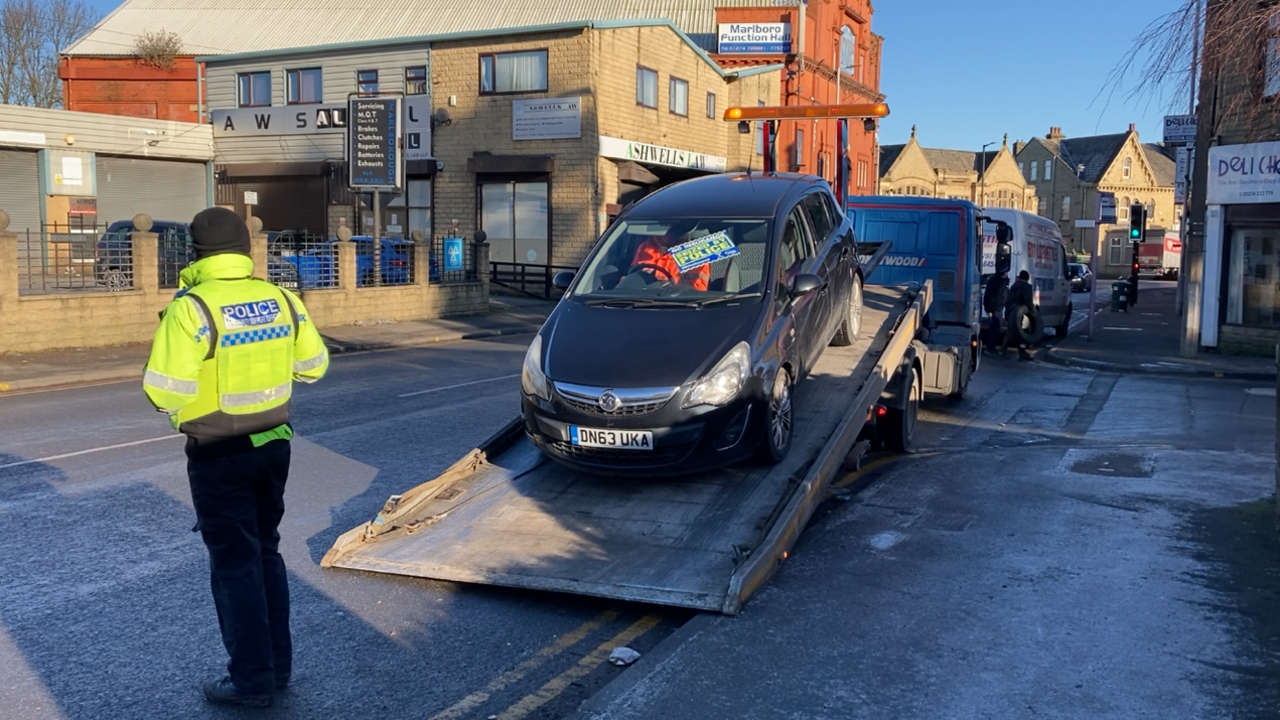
[1039,280,1277,381]
[0,294,554,394]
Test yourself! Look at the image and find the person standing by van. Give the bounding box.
[982,271,1009,352]
[1001,270,1036,361]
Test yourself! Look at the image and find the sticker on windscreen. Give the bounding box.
[669,231,740,273]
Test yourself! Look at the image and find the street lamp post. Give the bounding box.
[979,141,997,206]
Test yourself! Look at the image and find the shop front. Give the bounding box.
[1202,140,1280,352]
[599,136,729,223]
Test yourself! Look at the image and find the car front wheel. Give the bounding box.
[755,368,794,464]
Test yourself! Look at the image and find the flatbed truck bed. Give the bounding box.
[322,281,932,614]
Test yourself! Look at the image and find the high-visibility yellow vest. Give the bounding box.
[175,279,298,427]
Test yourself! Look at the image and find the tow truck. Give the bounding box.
[321,105,1008,614]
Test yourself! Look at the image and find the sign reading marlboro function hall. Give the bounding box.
[717,23,791,54]
[348,97,401,190]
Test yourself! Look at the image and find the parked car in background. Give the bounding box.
[1068,262,1093,292]
[94,220,192,290]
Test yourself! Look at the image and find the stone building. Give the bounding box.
[877,128,1036,210]
[200,20,777,269]
[1016,125,1175,270]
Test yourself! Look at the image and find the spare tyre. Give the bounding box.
[1010,305,1043,345]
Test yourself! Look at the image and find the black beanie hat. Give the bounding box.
[191,207,251,260]
[1018,270,1030,280]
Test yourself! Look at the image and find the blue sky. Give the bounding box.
[85,0,1188,151]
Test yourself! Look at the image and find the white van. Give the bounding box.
[980,208,1073,338]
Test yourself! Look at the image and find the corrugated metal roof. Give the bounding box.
[64,0,788,56]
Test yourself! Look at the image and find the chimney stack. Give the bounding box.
[1047,126,1065,140]
[1129,123,1136,133]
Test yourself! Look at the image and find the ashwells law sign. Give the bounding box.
[1207,141,1280,205]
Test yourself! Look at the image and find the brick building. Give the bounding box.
[200,21,777,268]
[58,57,201,122]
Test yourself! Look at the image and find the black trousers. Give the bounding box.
[187,439,292,695]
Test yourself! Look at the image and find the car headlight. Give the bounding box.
[683,341,750,409]
[521,334,551,401]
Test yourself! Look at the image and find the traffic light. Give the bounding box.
[1129,204,1146,241]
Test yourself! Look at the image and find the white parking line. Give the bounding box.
[398,373,520,398]
[0,434,181,471]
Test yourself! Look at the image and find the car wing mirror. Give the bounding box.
[789,273,825,297]
[994,242,1013,275]
[552,270,575,290]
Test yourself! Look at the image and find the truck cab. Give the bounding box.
[846,196,988,399]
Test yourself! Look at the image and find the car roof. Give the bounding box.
[624,172,825,219]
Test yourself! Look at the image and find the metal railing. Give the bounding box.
[430,236,477,284]
[490,261,578,300]
[18,222,114,295]
[352,237,415,288]
[269,231,338,290]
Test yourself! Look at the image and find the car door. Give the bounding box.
[800,190,849,342]
[773,206,823,371]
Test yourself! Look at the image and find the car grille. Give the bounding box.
[545,440,695,467]
[553,383,678,418]
[559,396,669,417]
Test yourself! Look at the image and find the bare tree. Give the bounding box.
[1106,0,1280,142]
[0,0,96,108]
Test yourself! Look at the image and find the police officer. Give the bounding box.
[142,207,328,708]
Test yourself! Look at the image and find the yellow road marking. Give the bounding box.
[426,609,620,720]
[496,614,663,720]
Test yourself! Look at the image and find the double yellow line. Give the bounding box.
[427,610,662,720]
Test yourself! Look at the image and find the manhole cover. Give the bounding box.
[1069,452,1153,478]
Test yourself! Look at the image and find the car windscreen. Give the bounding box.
[571,217,771,302]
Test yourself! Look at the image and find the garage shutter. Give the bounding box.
[0,149,40,232]
[96,156,208,227]
[227,176,327,234]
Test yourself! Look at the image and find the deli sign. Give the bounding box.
[1207,141,1280,205]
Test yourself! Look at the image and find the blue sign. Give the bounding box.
[669,231,740,272]
[443,237,464,271]
[348,97,400,189]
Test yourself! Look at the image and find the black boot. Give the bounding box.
[202,677,274,708]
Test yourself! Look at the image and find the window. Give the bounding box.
[1043,160,1052,181]
[237,71,271,107]
[386,179,432,241]
[706,92,715,119]
[1227,227,1280,325]
[480,50,548,94]
[481,181,549,265]
[1267,10,1280,97]
[1030,161,1038,182]
[286,67,322,104]
[800,192,837,242]
[357,69,378,96]
[794,128,804,168]
[669,77,688,116]
[1122,157,1132,179]
[1018,162,1025,178]
[775,208,814,312]
[636,66,657,108]
[1120,196,1130,219]
[1060,196,1071,220]
[839,27,855,75]
[1109,236,1124,266]
[405,66,427,95]
[1038,198,1047,215]
[858,160,869,189]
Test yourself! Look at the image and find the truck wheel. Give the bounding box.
[1054,303,1072,338]
[755,368,794,464]
[1011,305,1043,345]
[830,276,863,346]
[883,363,920,452]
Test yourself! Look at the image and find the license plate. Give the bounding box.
[570,426,654,450]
